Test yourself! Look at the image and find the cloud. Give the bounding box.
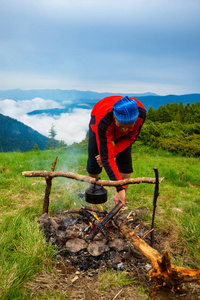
[0,98,91,145]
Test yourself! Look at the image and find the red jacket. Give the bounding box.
[90,96,146,182]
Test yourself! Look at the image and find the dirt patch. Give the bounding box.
[26,265,200,300]
[26,268,142,299]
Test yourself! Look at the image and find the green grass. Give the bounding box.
[99,269,137,290]
[0,213,56,299]
[0,144,200,298]
[99,269,150,299]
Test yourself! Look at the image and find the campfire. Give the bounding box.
[37,206,148,273]
[22,156,200,297]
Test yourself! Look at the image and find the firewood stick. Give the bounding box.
[51,155,58,171]
[65,207,110,236]
[66,206,108,216]
[81,205,108,215]
[79,209,109,236]
[86,202,123,240]
[22,170,164,186]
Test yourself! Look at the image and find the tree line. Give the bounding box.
[146,102,200,123]
[139,102,200,157]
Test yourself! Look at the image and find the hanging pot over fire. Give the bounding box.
[85,177,107,204]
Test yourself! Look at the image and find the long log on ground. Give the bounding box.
[22,170,164,186]
[114,216,200,296]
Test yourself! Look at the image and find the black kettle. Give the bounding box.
[85,178,107,204]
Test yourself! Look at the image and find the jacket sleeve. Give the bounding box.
[113,117,145,157]
[96,120,125,192]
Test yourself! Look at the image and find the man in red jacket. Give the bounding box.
[87,95,146,206]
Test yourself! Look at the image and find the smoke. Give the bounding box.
[0,98,91,145]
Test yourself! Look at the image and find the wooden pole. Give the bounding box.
[150,167,159,248]
[22,170,164,186]
[43,156,58,214]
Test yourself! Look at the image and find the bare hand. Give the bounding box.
[95,155,103,167]
[114,189,127,207]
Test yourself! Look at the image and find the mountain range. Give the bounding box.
[0,89,157,101]
[1,89,200,115]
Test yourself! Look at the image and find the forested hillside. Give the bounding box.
[139,102,200,156]
[0,114,48,152]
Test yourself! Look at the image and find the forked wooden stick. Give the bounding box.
[43,156,58,214]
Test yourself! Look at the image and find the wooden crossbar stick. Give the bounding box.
[22,170,164,186]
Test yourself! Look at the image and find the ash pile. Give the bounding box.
[37,206,153,277]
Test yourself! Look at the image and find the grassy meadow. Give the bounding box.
[0,143,200,299]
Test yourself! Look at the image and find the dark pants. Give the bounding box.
[87,126,133,175]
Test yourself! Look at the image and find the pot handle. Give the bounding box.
[93,177,101,191]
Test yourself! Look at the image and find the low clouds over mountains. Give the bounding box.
[0,89,200,146]
[0,97,91,145]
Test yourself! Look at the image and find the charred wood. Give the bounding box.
[67,206,108,216]
[81,205,108,216]
[66,208,109,237]
[79,209,109,236]
[85,203,123,240]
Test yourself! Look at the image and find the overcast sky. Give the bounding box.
[0,0,200,95]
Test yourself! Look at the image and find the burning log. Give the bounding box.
[114,216,200,296]
[85,202,123,240]
[22,170,164,186]
[66,204,123,239]
[78,209,109,237]
[68,205,108,216]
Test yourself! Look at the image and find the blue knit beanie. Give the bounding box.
[113,96,139,124]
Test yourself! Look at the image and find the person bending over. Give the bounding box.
[86,95,146,207]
